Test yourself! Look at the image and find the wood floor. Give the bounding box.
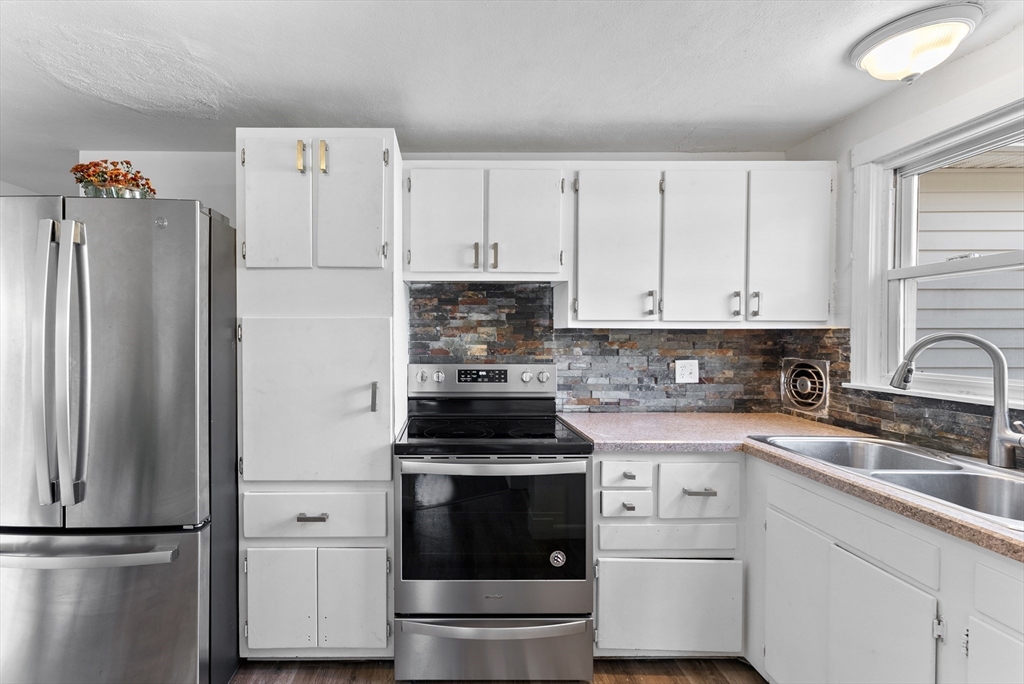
[230,659,767,684]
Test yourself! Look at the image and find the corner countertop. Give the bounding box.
[559,412,1024,562]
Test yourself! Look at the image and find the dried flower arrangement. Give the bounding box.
[70,160,156,198]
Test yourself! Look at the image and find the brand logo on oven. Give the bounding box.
[484,594,504,600]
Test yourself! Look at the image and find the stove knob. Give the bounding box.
[521,371,533,383]
[433,370,446,383]
[416,370,429,383]
[537,371,551,383]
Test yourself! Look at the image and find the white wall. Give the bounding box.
[78,151,235,225]
[0,180,39,195]
[786,24,1024,327]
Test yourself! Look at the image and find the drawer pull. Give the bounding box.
[622,502,636,511]
[296,512,330,523]
[682,487,718,497]
[622,471,637,480]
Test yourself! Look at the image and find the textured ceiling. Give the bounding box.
[2,0,1022,192]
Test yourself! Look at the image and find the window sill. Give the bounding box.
[842,382,1024,411]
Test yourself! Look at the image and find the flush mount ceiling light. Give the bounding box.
[850,3,984,83]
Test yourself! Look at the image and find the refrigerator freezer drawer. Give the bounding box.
[0,528,209,684]
[394,617,593,681]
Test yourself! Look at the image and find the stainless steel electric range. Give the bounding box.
[394,363,594,682]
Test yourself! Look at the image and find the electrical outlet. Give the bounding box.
[675,359,699,384]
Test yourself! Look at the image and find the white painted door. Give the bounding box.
[240,317,392,481]
[487,169,562,273]
[966,617,1024,684]
[828,544,938,684]
[246,548,317,649]
[316,137,385,268]
[317,548,388,649]
[765,509,831,684]
[243,137,313,268]
[596,558,742,652]
[661,170,748,321]
[408,169,484,272]
[576,170,662,321]
[747,168,832,321]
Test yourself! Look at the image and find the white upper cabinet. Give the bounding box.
[661,170,748,322]
[576,169,662,321]
[243,138,313,268]
[240,317,392,482]
[748,168,832,321]
[408,169,485,272]
[316,137,386,268]
[487,169,562,273]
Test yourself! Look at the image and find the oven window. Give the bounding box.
[401,472,586,580]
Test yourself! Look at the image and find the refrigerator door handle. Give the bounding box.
[0,545,179,570]
[74,222,92,504]
[32,219,59,505]
[54,220,88,506]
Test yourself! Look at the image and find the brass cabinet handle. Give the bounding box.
[319,140,328,174]
[473,242,481,269]
[491,243,499,269]
[297,140,306,174]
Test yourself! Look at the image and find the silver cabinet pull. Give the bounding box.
[371,380,378,412]
[622,502,636,511]
[0,546,179,570]
[622,471,637,480]
[731,290,742,317]
[32,219,58,505]
[491,242,499,269]
[751,291,762,317]
[646,289,658,316]
[296,513,329,523]
[473,242,480,269]
[682,487,718,497]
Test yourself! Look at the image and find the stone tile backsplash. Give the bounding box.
[409,282,1023,466]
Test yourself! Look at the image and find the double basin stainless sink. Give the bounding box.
[753,436,1024,530]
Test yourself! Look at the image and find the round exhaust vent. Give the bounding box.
[783,360,828,412]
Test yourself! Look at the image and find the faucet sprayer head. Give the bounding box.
[890,361,915,389]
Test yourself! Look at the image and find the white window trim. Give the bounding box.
[849,99,1024,409]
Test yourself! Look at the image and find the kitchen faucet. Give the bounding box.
[890,332,1024,468]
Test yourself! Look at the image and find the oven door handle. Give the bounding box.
[401,620,588,641]
[400,460,586,476]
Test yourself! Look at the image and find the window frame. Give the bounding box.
[849,106,1024,408]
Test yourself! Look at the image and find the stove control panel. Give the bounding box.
[409,363,556,397]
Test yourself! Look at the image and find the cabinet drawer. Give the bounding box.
[658,463,740,519]
[244,492,387,538]
[601,460,653,488]
[601,490,653,517]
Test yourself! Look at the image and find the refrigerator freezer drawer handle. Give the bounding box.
[32,219,58,505]
[0,546,179,570]
[401,620,589,641]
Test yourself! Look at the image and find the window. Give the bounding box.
[886,139,1024,401]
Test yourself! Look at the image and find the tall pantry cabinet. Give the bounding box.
[235,128,406,659]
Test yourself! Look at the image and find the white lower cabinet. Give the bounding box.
[966,617,1024,684]
[596,558,742,652]
[245,547,388,651]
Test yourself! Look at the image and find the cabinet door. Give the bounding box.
[487,169,562,273]
[243,138,313,268]
[317,137,385,268]
[241,317,392,481]
[408,169,484,272]
[576,170,662,321]
[765,509,831,684]
[661,170,748,321]
[966,617,1024,684]
[658,462,740,519]
[748,168,832,321]
[596,558,742,652]
[828,544,937,684]
[246,548,317,649]
[317,548,388,649]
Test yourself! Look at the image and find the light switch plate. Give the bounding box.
[675,359,699,384]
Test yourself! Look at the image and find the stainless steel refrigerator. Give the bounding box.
[0,196,237,684]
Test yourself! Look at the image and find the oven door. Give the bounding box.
[395,457,593,615]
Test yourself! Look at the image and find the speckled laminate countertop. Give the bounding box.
[558,412,1024,562]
